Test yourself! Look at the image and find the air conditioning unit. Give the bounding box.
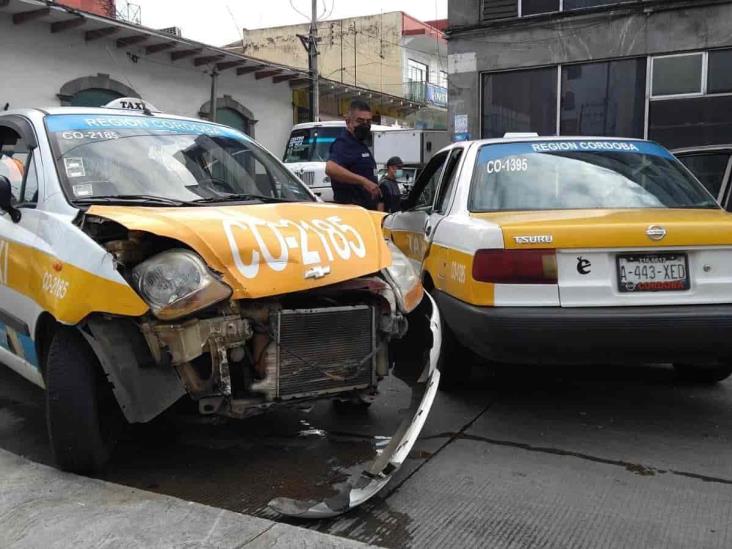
[158,26,182,37]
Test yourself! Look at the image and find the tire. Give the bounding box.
[673,363,732,384]
[437,320,473,391]
[45,327,123,473]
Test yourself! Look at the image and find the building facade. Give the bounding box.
[232,12,448,128]
[57,0,114,18]
[0,0,318,157]
[448,0,732,149]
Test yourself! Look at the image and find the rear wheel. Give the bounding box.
[673,362,732,384]
[45,327,123,473]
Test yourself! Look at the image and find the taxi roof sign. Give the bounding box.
[103,97,160,113]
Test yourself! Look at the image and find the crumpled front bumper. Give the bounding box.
[268,293,442,519]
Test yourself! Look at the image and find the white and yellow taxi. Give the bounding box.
[0,101,440,517]
[384,136,732,386]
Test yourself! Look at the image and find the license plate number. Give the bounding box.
[617,253,689,293]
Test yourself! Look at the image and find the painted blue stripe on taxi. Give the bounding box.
[45,114,246,140]
[0,320,38,368]
[478,140,674,161]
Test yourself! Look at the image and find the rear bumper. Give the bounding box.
[435,290,732,364]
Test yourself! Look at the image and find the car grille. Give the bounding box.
[298,171,315,187]
[275,306,375,399]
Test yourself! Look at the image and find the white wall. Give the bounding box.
[0,17,294,157]
[401,37,448,89]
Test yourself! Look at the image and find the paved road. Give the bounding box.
[1,361,731,548]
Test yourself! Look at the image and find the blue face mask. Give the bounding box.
[395,169,404,178]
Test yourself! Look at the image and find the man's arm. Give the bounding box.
[326,161,381,199]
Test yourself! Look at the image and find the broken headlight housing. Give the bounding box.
[382,240,424,314]
[132,249,232,320]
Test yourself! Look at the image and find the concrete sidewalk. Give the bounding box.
[0,449,377,548]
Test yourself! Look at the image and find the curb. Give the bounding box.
[0,448,380,548]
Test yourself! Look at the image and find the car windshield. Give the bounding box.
[283,127,342,163]
[46,114,314,204]
[470,140,719,212]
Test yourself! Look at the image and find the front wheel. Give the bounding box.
[45,327,123,473]
[673,362,732,384]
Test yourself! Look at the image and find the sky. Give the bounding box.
[120,0,448,47]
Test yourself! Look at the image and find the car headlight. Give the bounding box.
[382,240,424,314]
[132,249,232,320]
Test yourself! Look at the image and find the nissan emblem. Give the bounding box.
[646,225,667,241]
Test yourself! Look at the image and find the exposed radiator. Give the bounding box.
[275,306,375,399]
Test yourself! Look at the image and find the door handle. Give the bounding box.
[425,224,432,237]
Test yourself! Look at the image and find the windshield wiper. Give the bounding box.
[190,193,292,204]
[73,194,200,207]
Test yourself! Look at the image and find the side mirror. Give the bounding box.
[0,176,21,223]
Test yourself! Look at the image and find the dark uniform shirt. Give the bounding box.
[328,129,378,210]
[379,176,402,213]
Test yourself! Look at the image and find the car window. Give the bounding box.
[46,115,313,204]
[412,153,448,210]
[283,127,342,163]
[677,152,731,200]
[0,127,32,203]
[470,140,718,212]
[435,149,464,214]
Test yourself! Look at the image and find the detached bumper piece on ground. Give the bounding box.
[269,295,442,518]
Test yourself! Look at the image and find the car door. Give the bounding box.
[676,149,732,207]
[0,117,45,383]
[425,147,465,246]
[384,151,449,270]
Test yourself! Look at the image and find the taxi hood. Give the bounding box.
[88,202,391,299]
[472,208,732,249]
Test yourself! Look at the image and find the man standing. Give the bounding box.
[378,156,404,214]
[326,100,381,210]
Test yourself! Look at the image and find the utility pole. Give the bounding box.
[352,22,357,87]
[298,1,319,121]
[309,0,320,122]
[209,68,218,123]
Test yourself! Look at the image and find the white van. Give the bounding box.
[283,121,393,202]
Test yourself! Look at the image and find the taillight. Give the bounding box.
[472,249,558,284]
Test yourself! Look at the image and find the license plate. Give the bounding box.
[617,253,689,293]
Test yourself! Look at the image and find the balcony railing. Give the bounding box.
[405,81,448,108]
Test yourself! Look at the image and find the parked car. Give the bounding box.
[384,136,732,387]
[0,99,440,518]
[674,145,732,210]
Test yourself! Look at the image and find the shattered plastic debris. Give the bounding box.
[268,294,442,519]
[298,420,327,438]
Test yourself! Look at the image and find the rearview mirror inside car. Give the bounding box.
[0,175,21,223]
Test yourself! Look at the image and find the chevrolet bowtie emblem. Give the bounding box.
[304,265,331,280]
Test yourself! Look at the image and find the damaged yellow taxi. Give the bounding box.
[0,100,440,518]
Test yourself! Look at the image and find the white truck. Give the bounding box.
[283,121,393,202]
[373,129,451,195]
